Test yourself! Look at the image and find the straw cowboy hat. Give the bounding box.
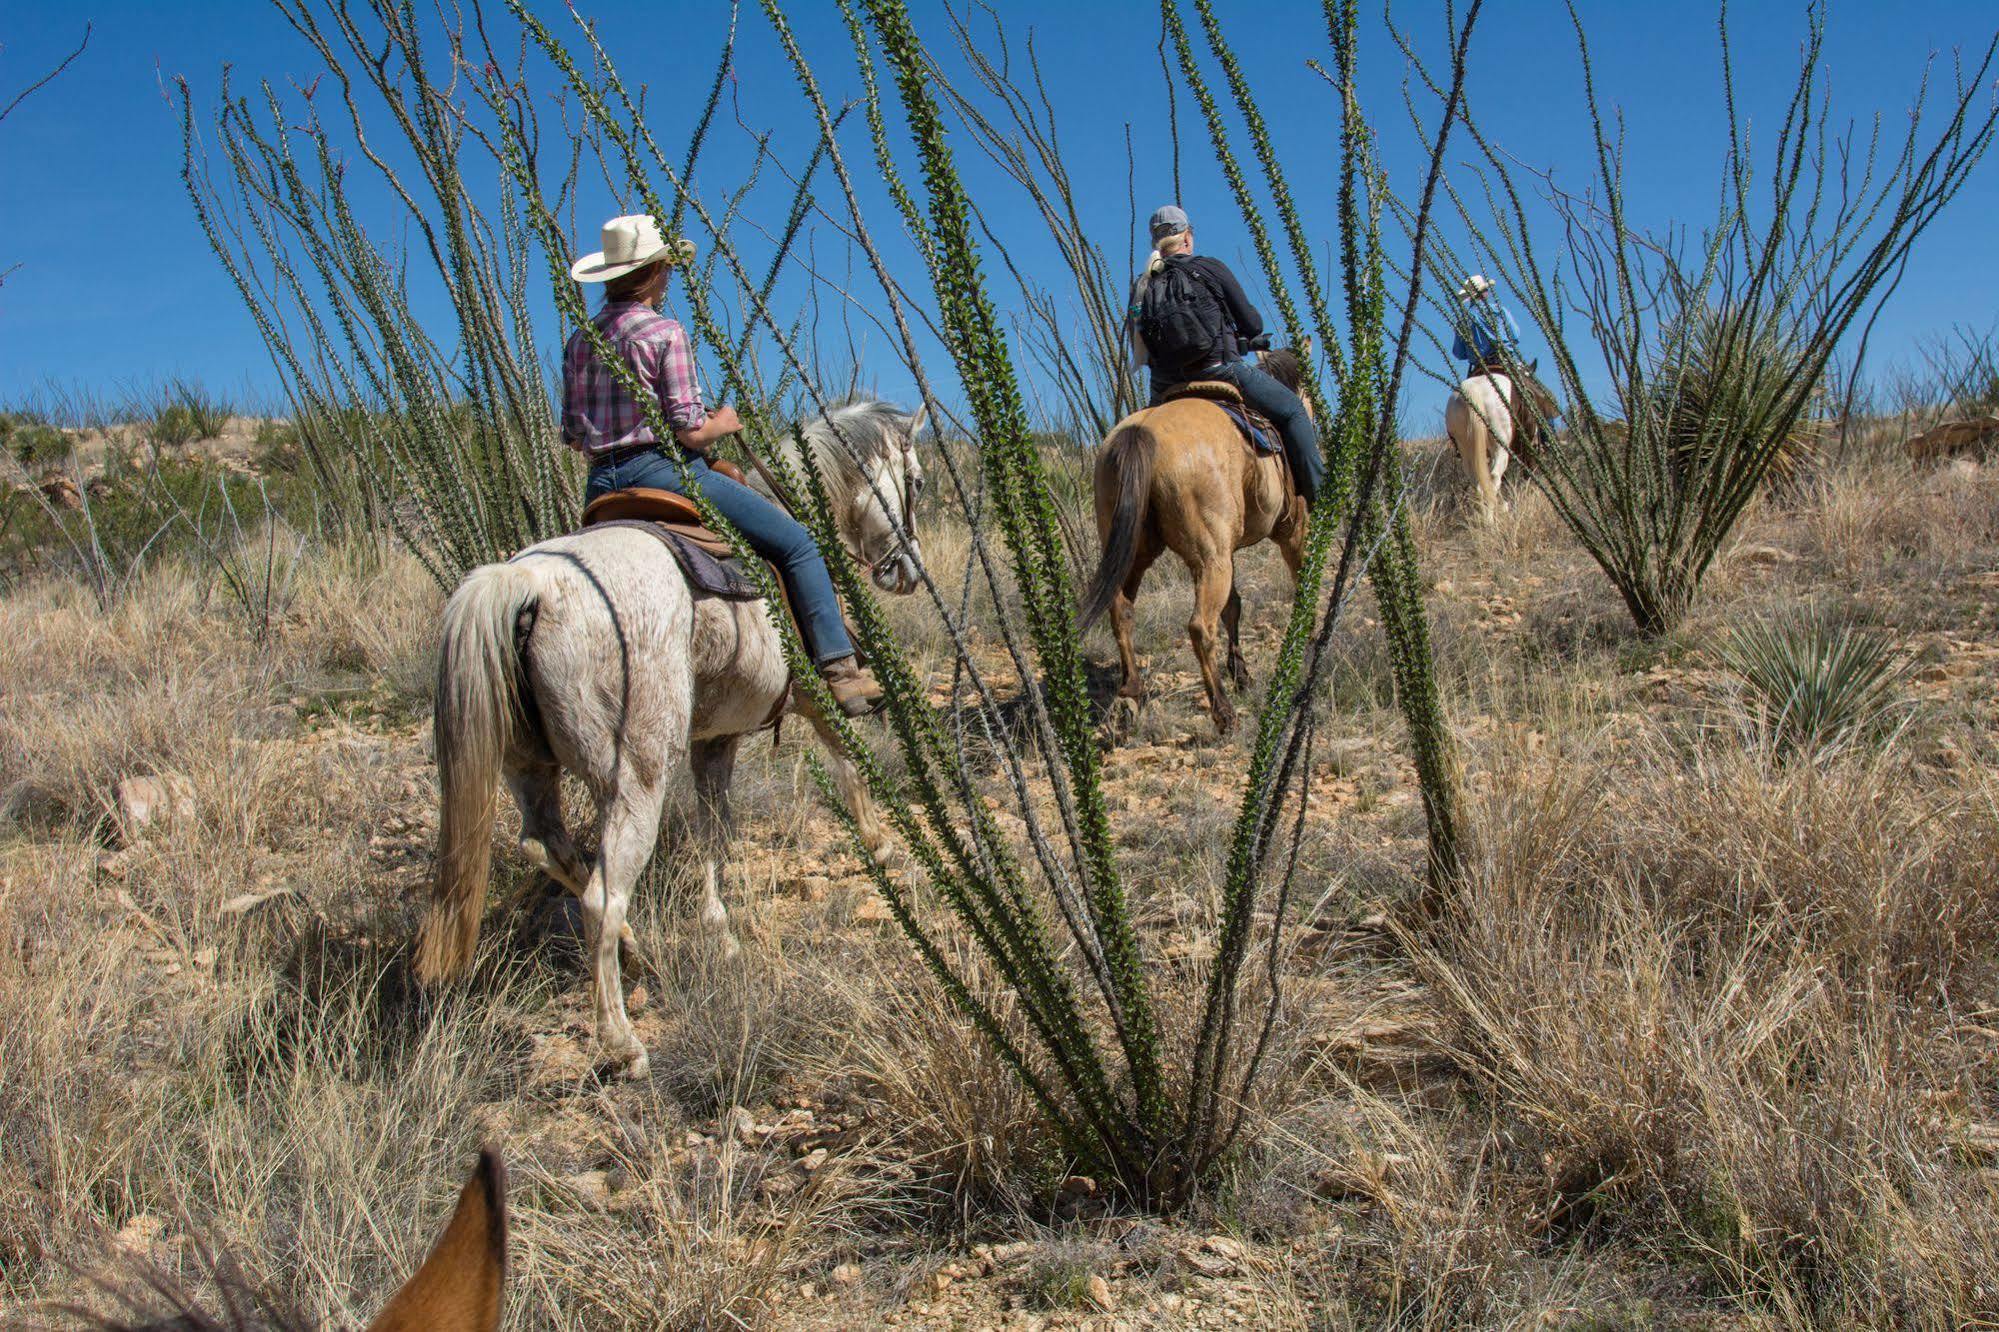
[1456,273,1495,301]
[570,214,698,283]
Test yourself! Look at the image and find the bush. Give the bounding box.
[1722,613,1910,762]
[0,412,68,470]
[146,381,232,447]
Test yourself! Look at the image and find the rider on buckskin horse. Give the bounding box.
[1126,204,1326,506]
[561,214,883,718]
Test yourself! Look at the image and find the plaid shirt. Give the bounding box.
[560,301,707,457]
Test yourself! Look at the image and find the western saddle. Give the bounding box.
[578,457,751,555]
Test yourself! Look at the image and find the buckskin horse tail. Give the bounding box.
[416,559,540,986]
[1078,422,1157,632]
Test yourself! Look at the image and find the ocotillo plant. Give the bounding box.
[175,0,576,586]
[1430,7,1999,634]
[496,0,1479,1206]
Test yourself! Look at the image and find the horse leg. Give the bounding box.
[580,778,667,1077]
[1187,555,1238,736]
[689,736,742,958]
[1222,582,1250,690]
[1112,537,1161,703]
[509,763,653,980]
[509,763,586,897]
[806,710,894,867]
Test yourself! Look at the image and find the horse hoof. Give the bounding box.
[1107,695,1143,741]
[619,1051,651,1081]
[1212,707,1238,738]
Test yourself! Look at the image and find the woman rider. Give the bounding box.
[1127,204,1326,506]
[562,215,883,717]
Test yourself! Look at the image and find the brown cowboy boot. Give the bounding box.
[821,656,885,718]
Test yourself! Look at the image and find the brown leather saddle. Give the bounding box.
[577,457,752,555]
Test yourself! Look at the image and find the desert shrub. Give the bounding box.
[1722,613,1910,761]
[145,381,232,448]
[1,411,68,470]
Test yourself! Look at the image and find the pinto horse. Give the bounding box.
[1079,345,1312,736]
[1444,363,1559,523]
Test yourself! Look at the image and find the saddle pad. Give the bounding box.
[586,519,765,601]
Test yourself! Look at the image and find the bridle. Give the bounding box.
[868,437,923,583]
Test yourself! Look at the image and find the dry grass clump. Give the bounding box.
[1414,731,1999,1325]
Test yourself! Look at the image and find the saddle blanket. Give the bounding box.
[584,518,765,601]
[1216,401,1280,456]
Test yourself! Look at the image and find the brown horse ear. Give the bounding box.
[365,1151,506,1332]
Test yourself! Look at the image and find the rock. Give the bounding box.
[112,773,196,843]
[1084,1273,1113,1313]
[564,1169,611,1211]
[114,1213,169,1257]
[39,475,82,510]
[832,1262,862,1286]
[1060,1174,1098,1197]
[1182,1234,1245,1277]
[726,1105,758,1145]
[850,895,893,926]
[1734,542,1798,566]
[800,1147,830,1172]
[1907,414,1999,462]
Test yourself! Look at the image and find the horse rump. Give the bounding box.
[1078,421,1157,631]
[416,561,541,986]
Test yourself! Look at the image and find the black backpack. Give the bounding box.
[1139,255,1231,378]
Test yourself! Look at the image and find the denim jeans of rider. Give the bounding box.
[585,450,856,664]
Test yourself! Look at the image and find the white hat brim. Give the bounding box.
[569,237,697,283]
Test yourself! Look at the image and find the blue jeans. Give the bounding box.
[586,449,856,665]
[1200,359,1325,505]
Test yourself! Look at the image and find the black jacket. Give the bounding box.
[1182,255,1263,361]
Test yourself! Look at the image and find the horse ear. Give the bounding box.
[366,1151,507,1332]
[1298,334,1313,358]
[1530,358,1539,373]
[904,401,929,439]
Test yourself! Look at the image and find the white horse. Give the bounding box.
[415,400,926,1077]
[1444,365,1557,523]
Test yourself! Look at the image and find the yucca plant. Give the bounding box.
[1431,7,1999,634]
[1723,614,1911,762]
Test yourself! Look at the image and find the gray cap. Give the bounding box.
[1148,204,1190,243]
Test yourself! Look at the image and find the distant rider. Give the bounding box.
[561,214,883,717]
[1127,205,1326,507]
[1451,273,1523,380]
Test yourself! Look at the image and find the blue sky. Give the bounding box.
[1,2,1995,428]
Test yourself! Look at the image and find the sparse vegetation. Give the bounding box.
[6,0,1999,1327]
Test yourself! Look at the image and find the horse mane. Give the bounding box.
[779,398,909,499]
[1258,347,1305,393]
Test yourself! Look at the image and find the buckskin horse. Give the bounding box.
[1079,345,1312,737]
[416,400,926,1077]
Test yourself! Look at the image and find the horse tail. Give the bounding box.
[1079,421,1157,631]
[416,559,541,986]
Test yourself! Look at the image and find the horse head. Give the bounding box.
[1255,335,1312,395]
[796,399,927,598]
